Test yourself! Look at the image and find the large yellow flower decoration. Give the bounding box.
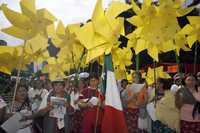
[143,66,171,85]
[43,57,70,80]
[50,21,86,71]
[0,45,30,74]
[0,0,56,40]
[127,0,194,61]
[76,0,131,63]
[179,16,200,48]
[0,0,55,71]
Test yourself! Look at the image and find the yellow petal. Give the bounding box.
[0,66,11,74]
[128,16,143,27]
[92,0,112,39]
[179,24,193,34]
[56,20,65,36]
[47,57,57,64]
[135,39,147,54]
[76,22,94,49]
[86,43,110,63]
[20,0,36,17]
[176,6,194,17]
[0,46,15,54]
[162,40,175,52]
[46,24,56,38]
[37,8,56,25]
[0,4,31,29]
[67,23,81,34]
[148,45,159,61]
[76,22,106,50]
[144,0,152,6]
[187,16,200,26]
[105,1,130,31]
[187,34,197,48]
[130,0,141,15]
[1,26,35,40]
[25,34,48,54]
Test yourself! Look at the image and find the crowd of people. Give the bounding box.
[0,71,200,133]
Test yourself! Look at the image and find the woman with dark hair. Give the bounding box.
[153,78,179,132]
[8,84,33,133]
[175,74,200,132]
[78,73,104,133]
[11,84,31,113]
[122,71,147,133]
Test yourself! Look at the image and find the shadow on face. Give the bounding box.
[16,86,28,102]
[52,82,65,94]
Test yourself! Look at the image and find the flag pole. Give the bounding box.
[193,42,198,74]
[11,41,26,112]
[153,60,157,108]
[94,56,102,133]
[77,48,86,74]
[175,50,180,73]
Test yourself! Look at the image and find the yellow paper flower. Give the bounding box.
[0,0,56,40]
[144,66,171,85]
[50,21,86,70]
[76,0,130,63]
[112,47,133,70]
[127,0,194,61]
[0,45,30,74]
[43,57,69,80]
[179,16,200,48]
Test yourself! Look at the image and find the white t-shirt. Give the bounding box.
[28,88,48,99]
[170,84,179,94]
[70,91,81,110]
[28,88,48,111]
[0,97,7,109]
[146,102,157,121]
[38,92,50,110]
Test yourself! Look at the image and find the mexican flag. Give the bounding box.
[101,54,128,133]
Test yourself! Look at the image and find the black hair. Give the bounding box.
[183,73,198,92]
[89,73,99,80]
[17,83,28,91]
[15,83,30,111]
[121,79,128,84]
[51,81,65,87]
[182,73,197,85]
[157,78,173,91]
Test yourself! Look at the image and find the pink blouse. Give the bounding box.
[181,91,200,122]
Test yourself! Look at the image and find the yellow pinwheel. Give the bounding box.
[144,66,171,85]
[0,45,30,74]
[0,0,56,40]
[127,0,194,61]
[51,21,79,48]
[43,57,70,80]
[76,0,131,63]
[112,47,133,70]
[179,16,200,48]
[114,66,127,80]
[50,21,86,70]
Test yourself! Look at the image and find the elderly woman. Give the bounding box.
[175,74,200,133]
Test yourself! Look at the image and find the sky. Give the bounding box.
[0,0,124,46]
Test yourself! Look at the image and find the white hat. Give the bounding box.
[79,72,89,78]
[51,77,64,83]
